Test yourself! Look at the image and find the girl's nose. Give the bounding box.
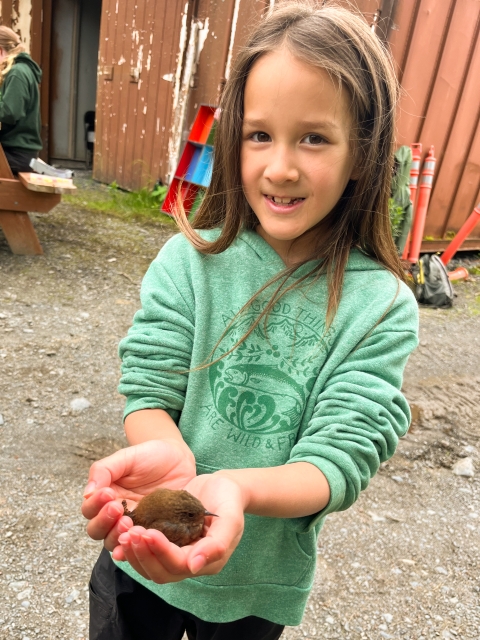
[263,147,299,183]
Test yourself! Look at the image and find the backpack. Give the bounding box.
[411,254,454,308]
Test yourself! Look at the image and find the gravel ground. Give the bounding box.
[0,175,479,639]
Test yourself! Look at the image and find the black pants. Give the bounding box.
[90,548,285,640]
[3,147,38,174]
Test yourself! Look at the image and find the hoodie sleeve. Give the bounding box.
[0,71,29,125]
[118,237,195,422]
[286,290,418,532]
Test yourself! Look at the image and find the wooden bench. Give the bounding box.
[0,144,75,255]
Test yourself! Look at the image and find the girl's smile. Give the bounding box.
[241,48,359,265]
[263,194,306,213]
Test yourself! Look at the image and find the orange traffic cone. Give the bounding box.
[402,143,422,260]
[408,146,436,264]
[440,202,480,265]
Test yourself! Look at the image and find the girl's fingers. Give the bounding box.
[112,544,127,562]
[81,487,116,520]
[117,528,182,583]
[116,533,153,581]
[103,515,133,551]
[117,527,190,582]
[186,511,243,575]
[83,454,124,497]
[85,497,124,541]
[141,529,189,575]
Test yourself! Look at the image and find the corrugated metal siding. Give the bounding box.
[393,0,480,241]
[91,0,480,246]
[93,0,191,190]
[185,0,265,133]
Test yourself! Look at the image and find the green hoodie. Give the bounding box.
[0,52,42,151]
[117,230,418,625]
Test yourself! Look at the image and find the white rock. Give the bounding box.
[325,616,335,624]
[452,457,474,477]
[21,601,30,608]
[70,397,91,412]
[9,580,27,591]
[391,475,403,482]
[65,589,80,604]
[17,588,32,600]
[435,566,448,575]
[0,414,4,425]
[368,511,386,522]
[383,613,393,624]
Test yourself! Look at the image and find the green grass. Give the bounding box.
[64,180,177,226]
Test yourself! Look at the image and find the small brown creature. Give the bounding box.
[122,488,218,547]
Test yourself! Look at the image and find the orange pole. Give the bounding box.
[440,202,480,265]
[408,146,436,264]
[401,143,422,260]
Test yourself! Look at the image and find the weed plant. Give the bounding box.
[64,179,175,226]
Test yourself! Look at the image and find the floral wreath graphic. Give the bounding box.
[209,310,331,435]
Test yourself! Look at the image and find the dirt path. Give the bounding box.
[0,184,478,639]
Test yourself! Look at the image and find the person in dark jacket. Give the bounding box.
[0,25,42,174]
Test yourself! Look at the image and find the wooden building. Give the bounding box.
[0,0,479,249]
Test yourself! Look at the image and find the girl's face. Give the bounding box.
[241,48,359,264]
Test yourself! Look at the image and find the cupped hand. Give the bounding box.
[81,439,196,549]
[112,473,246,583]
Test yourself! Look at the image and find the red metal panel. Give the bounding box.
[417,0,479,174]
[0,0,14,27]
[393,0,480,242]
[446,122,480,237]
[388,0,421,79]
[425,17,480,238]
[106,0,131,185]
[396,0,455,148]
[94,0,117,183]
[186,0,234,124]
[95,0,190,189]
[143,0,183,185]
[138,0,166,185]
[113,0,137,188]
[227,0,267,69]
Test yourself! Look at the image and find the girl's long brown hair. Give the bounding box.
[176,0,404,338]
[0,26,25,87]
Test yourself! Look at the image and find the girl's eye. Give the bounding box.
[251,132,271,143]
[302,134,325,145]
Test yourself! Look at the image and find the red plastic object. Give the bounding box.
[162,178,198,216]
[401,143,423,260]
[162,104,217,216]
[447,266,469,281]
[408,146,436,264]
[440,202,480,265]
[188,105,215,144]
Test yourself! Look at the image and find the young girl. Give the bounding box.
[0,26,42,174]
[82,2,418,638]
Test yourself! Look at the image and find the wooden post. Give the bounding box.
[0,145,61,255]
[0,211,44,255]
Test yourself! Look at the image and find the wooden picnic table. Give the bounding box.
[0,144,75,255]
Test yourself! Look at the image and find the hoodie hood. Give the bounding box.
[14,52,42,83]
